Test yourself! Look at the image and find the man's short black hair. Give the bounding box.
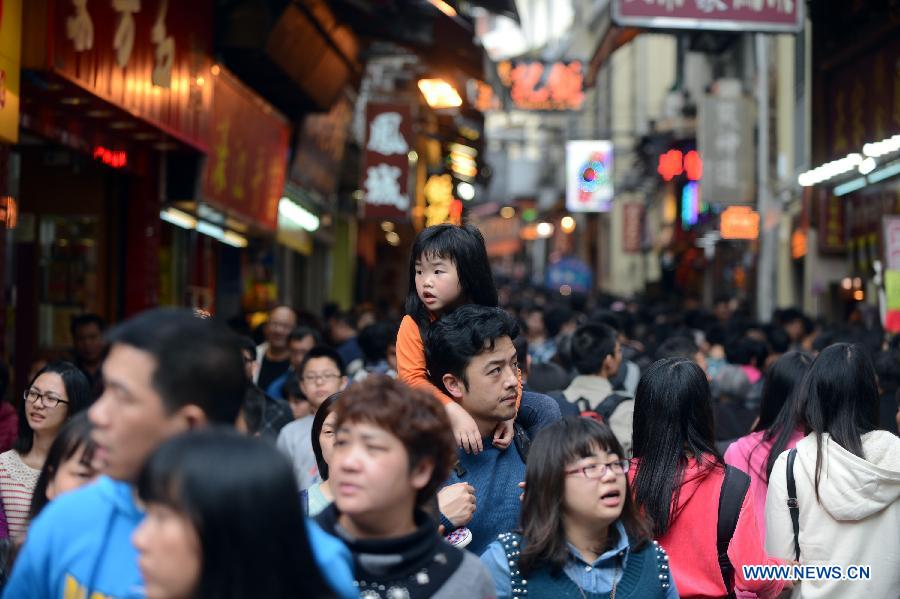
[106,309,246,424]
[240,386,266,435]
[357,321,398,365]
[298,346,346,377]
[655,335,699,361]
[288,326,321,345]
[71,313,106,338]
[425,305,519,394]
[570,323,618,375]
[512,335,528,375]
[543,304,575,338]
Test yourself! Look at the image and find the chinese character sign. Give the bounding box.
[699,94,754,205]
[496,60,584,111]
[201,68,289,231]
[613,0,803,32]
[566,141,614,213]
[362,103,412,220]
[37,0,212,151]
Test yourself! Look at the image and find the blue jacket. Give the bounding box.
[3,476,357,599]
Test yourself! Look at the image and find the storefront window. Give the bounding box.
[38,216,100,348]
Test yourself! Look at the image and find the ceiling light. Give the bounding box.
[417,79,462,109]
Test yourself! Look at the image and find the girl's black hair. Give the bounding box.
[631,358,722,537]
[751,351,813,482]
[405,224,498,330]
[519,417,651,577]
[796,343,879,501]
[29,412,97,519]
[311,393,340,480]
[16,361,93,455]
[137,429,336,599]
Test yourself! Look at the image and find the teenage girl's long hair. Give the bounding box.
[750,351,813,482]
[795,343,878,501]
[404,224,498,332]
[631,358,722,537]
[519,417,651,577]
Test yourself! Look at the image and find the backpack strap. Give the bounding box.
[786,448,800,561]
[594,393,630,422]
[513,423,531,464]
[717,465,751,598]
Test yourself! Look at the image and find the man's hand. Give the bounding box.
[437,483,477,528]
[446,401,483,454]
[492,419,514,449]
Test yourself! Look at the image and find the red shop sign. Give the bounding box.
[201,68,289,232]
[29,0,213,151]
[612,0,803,33]
[362,103,413,220]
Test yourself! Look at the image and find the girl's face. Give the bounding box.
[562,446,627,528]
[132,503,202,599]
[46,446,99,501]
[25,373,70,435]
[415,253,463,313]
[319,412,338,467]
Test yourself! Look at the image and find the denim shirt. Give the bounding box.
[480,521,679,599]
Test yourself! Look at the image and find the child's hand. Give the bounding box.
[446,401,483,454]
[491,419,514,449]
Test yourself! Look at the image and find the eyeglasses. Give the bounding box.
[565,459,630,479]
[302,373,340,384]
[23,389,70,409]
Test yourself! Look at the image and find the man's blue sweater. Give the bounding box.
[441,439,526,556]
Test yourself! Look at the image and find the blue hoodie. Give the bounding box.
[3,476,357,599]
[3,476,144,598]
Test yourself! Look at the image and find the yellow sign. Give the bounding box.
[424,174,453,227]
[720,206,759,240]
[0,0,22,144]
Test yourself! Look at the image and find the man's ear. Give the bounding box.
[173,404,209,432]
[409,457,435,492]
[442,373,465,401]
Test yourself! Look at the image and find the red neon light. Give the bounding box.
[658,150,683,181]
[92,146,128,169]
[684,150,703,181]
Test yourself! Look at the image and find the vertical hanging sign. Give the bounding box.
[362,103,412,220]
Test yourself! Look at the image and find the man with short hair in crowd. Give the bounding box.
[316,375,496,598]
[277,346,348,488]
[5,309,353,599]
[562,322,635,456]
[266,326,321,400]
[328,310,363,374]
[4,310,247,595]
[425,305,534,555]
[70,313,107,397]
[255,305,297,390]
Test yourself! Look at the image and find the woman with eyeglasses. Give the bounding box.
[0,362,91,540]
[481,417,678,598]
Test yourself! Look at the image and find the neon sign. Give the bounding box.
[92,146,128,168]
[658,150,683,181]
[658,149,703,181]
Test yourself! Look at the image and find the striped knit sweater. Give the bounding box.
[0,450,40,539]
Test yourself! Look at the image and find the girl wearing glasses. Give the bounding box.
[481,417,677,598]
[0,362,91,540]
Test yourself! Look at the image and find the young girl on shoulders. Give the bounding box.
[396,224,518,452]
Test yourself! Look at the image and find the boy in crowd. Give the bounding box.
[277,346,348,488]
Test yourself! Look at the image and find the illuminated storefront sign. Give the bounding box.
[566,140,614,213]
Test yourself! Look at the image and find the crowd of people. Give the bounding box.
[0,222,896,598]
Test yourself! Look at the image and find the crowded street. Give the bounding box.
[0,0,898,598]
